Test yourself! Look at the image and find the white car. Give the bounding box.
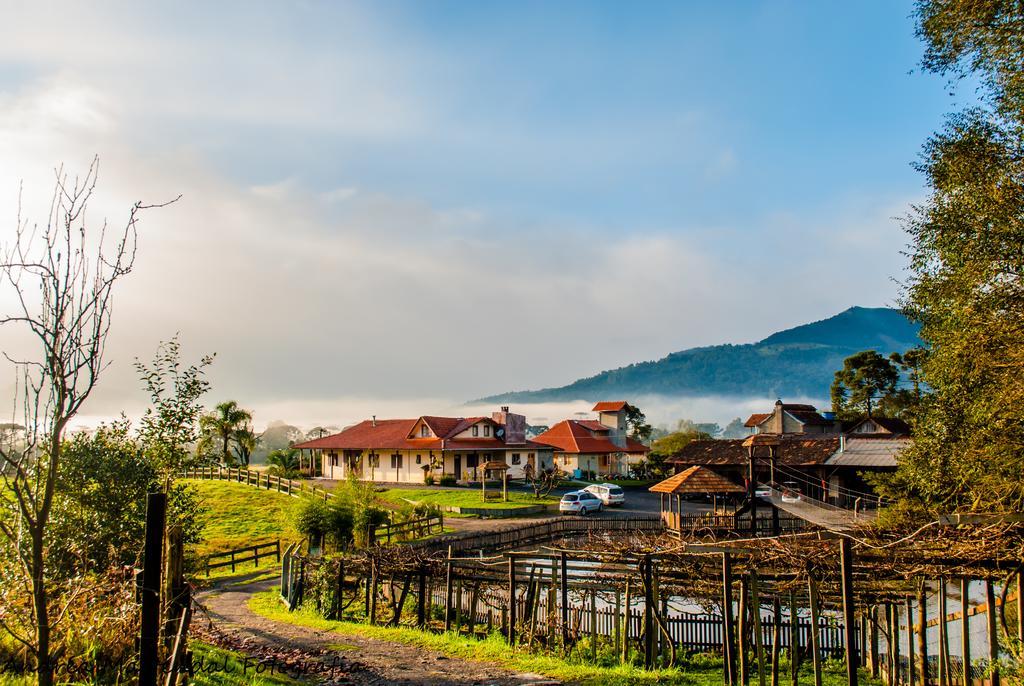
[781,481,802,503]
[560,490,603,515]
[583,483,626,507]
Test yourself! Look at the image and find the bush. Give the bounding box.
[294,497,331,546]
[424,473,435,486]
[439,475,457,487]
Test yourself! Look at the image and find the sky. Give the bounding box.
[0,2,964,429]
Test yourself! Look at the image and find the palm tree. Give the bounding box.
[199,401,253,466]
[232,426,258,467]
[267,448,301,476]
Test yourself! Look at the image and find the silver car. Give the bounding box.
[583,483,626,507]
[560,490,603,515]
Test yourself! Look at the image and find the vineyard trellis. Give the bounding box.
[275,519,1024,686]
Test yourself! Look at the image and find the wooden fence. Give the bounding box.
[181,466,334,501]
[371,515,444,544]
[206,539,282,575]
[413,515,664,554]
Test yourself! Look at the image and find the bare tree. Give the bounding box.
[0,158,175,686]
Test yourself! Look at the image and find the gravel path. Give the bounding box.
[196,577,561,686]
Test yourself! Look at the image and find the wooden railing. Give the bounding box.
[370,515,444,544]
[413,515,663,553]
[181,466,334,501]
[206,539,282,576]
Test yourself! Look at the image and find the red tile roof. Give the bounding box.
[534,420,648,455]
[291,415,554,453]
[669,436,840,467]
[744,413,770,427]
[649,466,745,494]
[592,401,630,412]
[576,420,610,432]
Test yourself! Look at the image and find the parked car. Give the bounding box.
[583,483,625,507]
[560,490,603,515]
[781,481,802,503]
[754,486,772,499]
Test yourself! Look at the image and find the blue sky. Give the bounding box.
[0,1,964,427]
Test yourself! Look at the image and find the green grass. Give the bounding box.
[187,480,304,557]
[191,641,303,685]
[379,487,556,511]
[248,588,882,686]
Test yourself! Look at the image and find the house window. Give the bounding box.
[391,454,403,469]
[370,454,380,467]
[484,425,491,437]
[416,454,422,465]
[472,426,479,437]
[420,425,429,437]
[467,454,478,468]
[511,453,521,465]
[330,454,339,467]
[562,455,570,465]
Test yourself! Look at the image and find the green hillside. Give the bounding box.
[480,307,921,403]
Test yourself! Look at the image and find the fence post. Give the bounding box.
[789,589,799,686]
[986,580,999,686]
[138,491,167,686]
[808,573,822,686]
[739,574,750,685]
[417,566,427,628]
[961,578,970,686]
[938,578,950,686]
[444,547,454,632]
[723,553,737,686]
[508,556,517,644]
[750,572,766,686]
[771,597,781,686]
[906,597,915,686]
[870,605,880,678]
[840,537,858,686]
[561,551,569,651]
[622,578,632,664]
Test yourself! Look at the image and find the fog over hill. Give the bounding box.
[478,306,921,404]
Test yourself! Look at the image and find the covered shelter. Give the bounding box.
[649,466,745,532]
[480,460,510,502]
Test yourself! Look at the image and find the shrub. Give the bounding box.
[294,497,331,547]
[439,475,457,487]
[423,474,435,486]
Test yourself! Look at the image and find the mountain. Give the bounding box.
[478,307,921,403]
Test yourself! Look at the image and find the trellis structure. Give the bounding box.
[280,521,1024,686]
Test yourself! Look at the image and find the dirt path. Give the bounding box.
[196,577,561,686]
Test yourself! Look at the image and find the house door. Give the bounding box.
[454,455,461,479]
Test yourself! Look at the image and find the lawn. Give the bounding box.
[379,487,557,511]
[248,589,879,686]
[187,479,304,557]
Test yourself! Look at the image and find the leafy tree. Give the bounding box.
[877,0,1024,515]
[830,350,900,418]
[675,419,722,437]
[198,401,254,466]
[231,425,258,466]
[721,417,748,439]
[651,430,710,457]
[135,336,213,471]
[623,404,652,442]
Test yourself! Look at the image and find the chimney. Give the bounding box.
[772,399,785,434]
[372,415,376,427]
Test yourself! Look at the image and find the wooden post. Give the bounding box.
[417,567,427,628]
[644,556,656,669]
[917,583,928,686]
[455,580,463,632]
[961,579,970,686]
[870,605,880,679]
[790,589,800,686]
[503,470,508,502]
[906,597,915,686]
[1018,569,1024,647]
[561,551,569,651]
[623,578,632,664]
[938,579,949,686]
[808,574,822,686]
[591,591,598,661]
[886,604,897,685]
[740,575,750,685]
[840,537,858,686]
[985,580,999,686]
[467,583,479,636]
[723,553,737,686]
[508,556,517,644]
[750,572,767,686]
[615,590,622,658]
[444,549,454,631]
[771,597,781,686]
[368,560,378,625]
[138,492,167,686]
